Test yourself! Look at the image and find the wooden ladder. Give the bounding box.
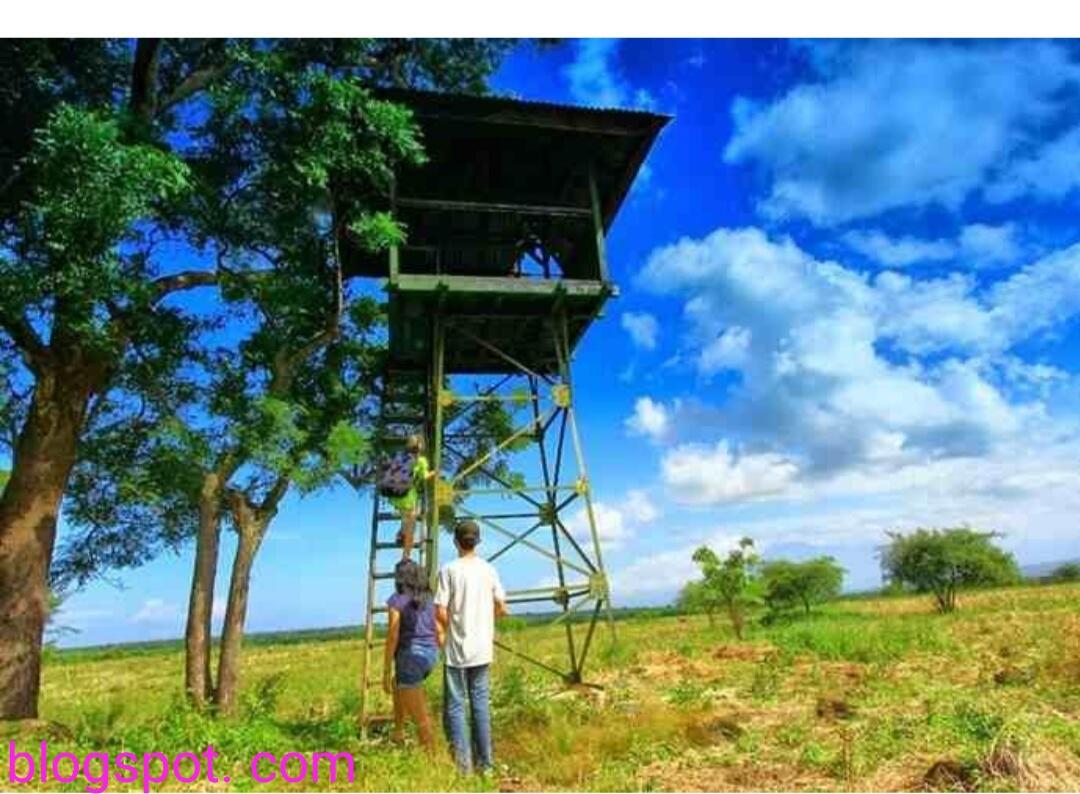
[358,367,429,732]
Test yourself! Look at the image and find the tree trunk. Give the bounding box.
[0,368,95,719]
[184,472,225,707]
[214,502,267,717]
[728,604,744,641]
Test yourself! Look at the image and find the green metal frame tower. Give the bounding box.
[343,89,668,727]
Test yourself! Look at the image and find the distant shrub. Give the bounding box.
[761,557,845,616]
[1047,562,1080,583]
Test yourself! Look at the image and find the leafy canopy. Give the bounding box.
[683,538,761,638]
[880,527,1020,613]
[761,557,845,615]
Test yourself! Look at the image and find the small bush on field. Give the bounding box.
[242,672,286,720]
[72,701,125,746]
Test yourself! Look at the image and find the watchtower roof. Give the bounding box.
[342,88,669,279]
[340,89,668,374]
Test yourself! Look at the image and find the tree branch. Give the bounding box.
[0,310,49,373]
[130,39,163,123]
[259,474,291,515]
[159,61,234,115]
[151,270,218,302]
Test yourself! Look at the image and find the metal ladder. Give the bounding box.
[358,367,429,731]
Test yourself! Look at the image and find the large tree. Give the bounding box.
[0,38,515,719]
[880,527,1020,613]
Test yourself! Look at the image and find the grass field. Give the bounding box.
[3,583,1080,791]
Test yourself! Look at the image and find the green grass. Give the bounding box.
[4,583,1080,791]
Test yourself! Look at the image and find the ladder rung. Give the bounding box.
[381,415,425,424]
[373,571,396,580]
[371,606,388,615]
[374,541,402,550]
[376,512,400,521]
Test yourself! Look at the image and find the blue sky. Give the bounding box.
[56,39,1080,646]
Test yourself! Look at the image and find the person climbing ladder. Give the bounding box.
[378,434,437,560]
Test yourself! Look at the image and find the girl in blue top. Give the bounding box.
[383,559,443,753]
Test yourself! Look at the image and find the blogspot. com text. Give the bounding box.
[6,742,356,792]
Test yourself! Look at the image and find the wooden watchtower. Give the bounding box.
[344,89,667,725]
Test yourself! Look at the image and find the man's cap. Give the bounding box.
[454,519,481,544]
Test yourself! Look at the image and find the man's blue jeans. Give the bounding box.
[442,664,492,773]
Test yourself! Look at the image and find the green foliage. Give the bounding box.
[761,556,845,616]
[49,40,518,587]
[881,527,1021,613]
[682,537,761,639]
[1047,562,1080,583]
[768,611,956,663]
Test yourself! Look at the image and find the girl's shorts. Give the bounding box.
[396,644,438,688]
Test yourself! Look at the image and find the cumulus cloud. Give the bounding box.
[564,490,660,550]
[661,441,799,504]
[698,326,751,375]
[625,396,673,443]
[609,432,1080,602]
[564,39,647,108]
[959,224,1021,266]
[625,489,660,523]
[621,311,660,350]
[724,41,1080,224]
[843,224,1022,269]
[987,126,1080,204]
[610,533,744,599]
[639,227,1079,480]
[843,230,955,267]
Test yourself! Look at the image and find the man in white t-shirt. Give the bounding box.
[434,519,507,774]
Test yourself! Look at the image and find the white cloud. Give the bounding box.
[565,490,659,550]
[724,41,1080,224]
[639,227,1080,480]
[698,326,751,375]
[610,533,744,599]
[959,223,1021,266]
[212,596,227,623]
[625,396,672,443]
[563,39,632,107]
[661,441,799,504]
[987,126,1080,204]
[609,434,1080,602]
[625,489,660,524]
[843,224,1022,269]
[130,598,179,625]
[987,242,1080,341]
[566,502,630,548]
[633,88,657,110]
[621,311,660,350]
[843,230,955,267]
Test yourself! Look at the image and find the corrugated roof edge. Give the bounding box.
[372,86,673,124]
